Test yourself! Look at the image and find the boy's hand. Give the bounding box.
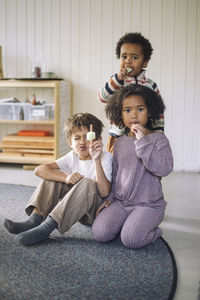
[131,124,152,140]
[117,67,127,81]
[65,172,84,185]
[96,200,111,216]
[117,67,133,81]
[89,140,103,161]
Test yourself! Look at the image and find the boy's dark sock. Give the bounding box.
[16,216,58,246]
[4,213,43,234]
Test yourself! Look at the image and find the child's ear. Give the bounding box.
[67,138,72,147]
[143,60,149,68]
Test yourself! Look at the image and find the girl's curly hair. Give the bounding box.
[64,112,104,140]
[105,84,165,131]
[116,32,153,61]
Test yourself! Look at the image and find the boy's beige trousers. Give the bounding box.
[25,178,103,234]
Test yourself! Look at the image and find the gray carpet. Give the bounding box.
[0,183,177,300]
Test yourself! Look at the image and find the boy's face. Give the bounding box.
[68,126,91,160]
[121,94,148,136]
[120,43,148,77]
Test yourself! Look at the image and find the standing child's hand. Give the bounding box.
[89,140,103,161]
[131,124,152,140]
[117,66,133,80]
[117,67,127,81]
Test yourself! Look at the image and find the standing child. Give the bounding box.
[92,84,173,249]
[98,32,164,153]
[4,113,112,246]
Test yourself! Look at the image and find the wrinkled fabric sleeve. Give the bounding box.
[97,74,124,103]
[135,133,173,177]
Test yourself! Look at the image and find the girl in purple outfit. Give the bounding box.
[92,84,173,249]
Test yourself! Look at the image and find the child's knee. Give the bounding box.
[92,222,107,242]
[81,177,93,184]
[79,177,95,189]
[120,228,146,249]
[40,179,58,190]
[92,220,113,243]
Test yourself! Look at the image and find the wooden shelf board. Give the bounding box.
[0,79,60,88]
[1,134,54,149]
[0,152,55,164]
[2,148,54,154]
[1,145,54,150]
[2,134,54,141]
[0,120,55,125]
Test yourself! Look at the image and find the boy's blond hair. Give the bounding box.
[64,113,104,140]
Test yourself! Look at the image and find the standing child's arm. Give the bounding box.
[98,74,125,103]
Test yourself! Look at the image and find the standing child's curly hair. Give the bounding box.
[64,112,104,140]
[116,32,153,62]
[105,85,165,131]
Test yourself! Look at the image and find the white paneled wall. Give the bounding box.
[0,0,199,171]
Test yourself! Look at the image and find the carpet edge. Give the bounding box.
[0,182,36,188]
[160,237,178,300]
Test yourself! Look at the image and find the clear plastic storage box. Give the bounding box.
[0,103,23,120]
[23,103,54,121]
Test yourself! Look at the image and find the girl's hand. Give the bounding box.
[96,200,111,216]
[65,172,84,185]
[131,124,152,140]
[89,140,103,161]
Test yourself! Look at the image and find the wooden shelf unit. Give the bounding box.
[0,79,71,165]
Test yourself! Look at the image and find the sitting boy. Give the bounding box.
[4,113,113,246]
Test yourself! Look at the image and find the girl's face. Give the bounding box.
[68,126,91,160]
[121,95,148,136]
[120,43,148,77]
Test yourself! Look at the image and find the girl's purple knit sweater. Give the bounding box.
[108,132,173,207]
